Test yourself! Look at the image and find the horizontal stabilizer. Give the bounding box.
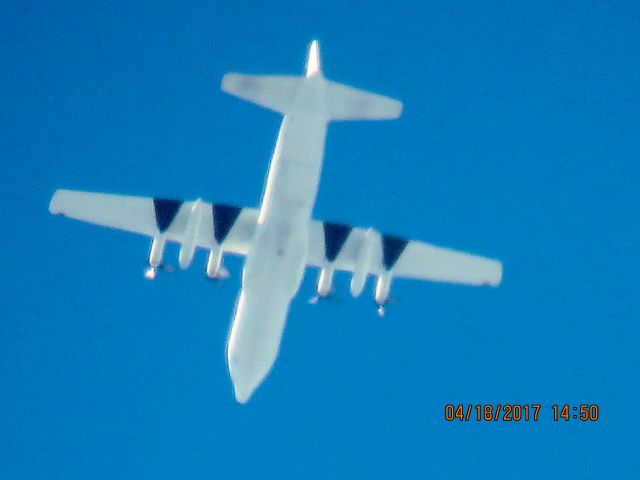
[324,80,402,121]
[221,73,402,121]
[221,74,301,115]
[221,40,401,122]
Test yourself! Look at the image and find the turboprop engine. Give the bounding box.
[308,264,334,304]
[145,235,167,279]
[316,264,335,297]
[206,246,229,279]
[374,272,392,317]
[178,199,205,270]
[349,228,375,297]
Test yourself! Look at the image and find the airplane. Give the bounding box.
[49,40,502,403]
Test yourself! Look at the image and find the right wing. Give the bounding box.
[49,189,259,256]
[306,221,502,287]
[391,239,502,286]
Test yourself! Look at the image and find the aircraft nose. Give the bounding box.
[232,380,254,404]
[227,350,262,404]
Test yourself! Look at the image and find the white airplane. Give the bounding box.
[49,41,502,403]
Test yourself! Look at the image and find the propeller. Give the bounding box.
[375,296,397,317]
[205,265,230,281]
[143,262,175,280]
[308,288,346,305]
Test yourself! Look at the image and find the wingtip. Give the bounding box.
[220,72,239,94]
[49,189,61,214]
[391,100,404,119]
[491,261,504,287]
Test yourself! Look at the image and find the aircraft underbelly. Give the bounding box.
[49,42,416,405]
[227,112,326,403]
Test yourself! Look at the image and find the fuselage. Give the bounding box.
[47,41,413,404]
[226,76,328,403]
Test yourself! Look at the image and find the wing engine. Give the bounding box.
[49,190,258,279]
[306,219,502,314]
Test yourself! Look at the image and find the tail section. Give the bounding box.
[221,40,402,121]
[221,74,301,116]
[322,79,402,121]
[305,40,322,78]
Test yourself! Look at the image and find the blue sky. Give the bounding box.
[2,1,639,478]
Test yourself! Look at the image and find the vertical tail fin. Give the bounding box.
[305,40,322,78]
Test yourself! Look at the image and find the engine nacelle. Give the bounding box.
[148,235,166,269]
[206,246,229,279]
[178,199,205,269]
[145,235,167,279]
[374,272,392,316]
[350,228,375,297]
[316,264,335,297]
[179,242,197,270]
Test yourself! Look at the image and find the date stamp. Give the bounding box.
[444,404,600,422]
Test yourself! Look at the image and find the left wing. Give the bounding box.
[49,189,258,260]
